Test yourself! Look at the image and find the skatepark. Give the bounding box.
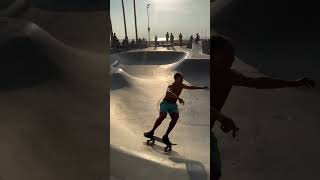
[110,42,210,180]
[0,1,108,180]
[212,0,320,179]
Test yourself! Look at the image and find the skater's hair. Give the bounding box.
[174,73,183,80]
[211,35,235,55]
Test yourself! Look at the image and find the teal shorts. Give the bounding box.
[160,100,179,114]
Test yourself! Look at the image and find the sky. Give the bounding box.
[110,0,210,41]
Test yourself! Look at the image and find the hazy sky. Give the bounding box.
[111,0,210,40]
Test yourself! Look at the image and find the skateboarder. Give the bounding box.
[144,72,209,144]
[179,33,183,46]
[166,32,169,44]
[211,35,316,180]
[170,33,174,47]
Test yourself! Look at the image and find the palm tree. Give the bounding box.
[121,0,128,41]
[109,15,113,46]
[133,0,138,43]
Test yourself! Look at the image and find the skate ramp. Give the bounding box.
[19,7,108,53]
[0,4,108,180]
[110,55,119,67]
[113,51,187,65]
[110,67,137,90]
[0,35,60,91]
[110,42,210,179]
[173,59,210,87]
[189,41,210,59]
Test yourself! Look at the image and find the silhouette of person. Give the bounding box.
[179,33,183,47]
[195,33,200,43]
[211,35,316,180]
[170,33,174,47]
[187,35,193,48]
[144,73,208,145]
[112,33,118,48]
[130,39,135,48]
[122,36,129,48]
[142,38,147,47]
[137,38,142,48]
[166,32,169,44]
[155,35,158,48]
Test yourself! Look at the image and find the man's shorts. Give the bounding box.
[160,100,179,114]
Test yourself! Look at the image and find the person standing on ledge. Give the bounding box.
[154,35,158,49]
[211,34,316,180]
[179,33,183,47]
[195,33,200,43]
[144,72,209,144]
[166,32,169,45]
[170,33,174,47]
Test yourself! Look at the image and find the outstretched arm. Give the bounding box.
[183,84,209,90]
[232,70,316,89]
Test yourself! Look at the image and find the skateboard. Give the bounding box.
[146,136,177,152]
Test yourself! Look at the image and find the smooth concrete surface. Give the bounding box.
[110,42,210,180]
[0,5,108,180]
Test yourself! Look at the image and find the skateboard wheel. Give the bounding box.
[147,139,154,145]
[164,146,171,152]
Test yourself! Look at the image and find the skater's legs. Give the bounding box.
[165,112,179,136]
[151,112,167,132]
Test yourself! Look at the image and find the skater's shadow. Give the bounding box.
[142,141,207,180]
[169,155,207,180]
[142,142,179,155]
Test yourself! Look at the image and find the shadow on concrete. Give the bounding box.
[0,36,61,91]
[169,155,208,180]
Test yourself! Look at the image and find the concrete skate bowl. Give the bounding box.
[0,35,61,91]
[174,59,210,86]
[110,67,134,90]
[110,55,118,67]
[0,6,108,180]
[114,51,187,65]
[213,0,320,91]
[0,0,29,17]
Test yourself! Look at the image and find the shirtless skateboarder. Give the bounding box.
[211,34,316,180]
[144,72,209,144]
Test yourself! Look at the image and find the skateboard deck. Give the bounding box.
[146,136,177,152]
